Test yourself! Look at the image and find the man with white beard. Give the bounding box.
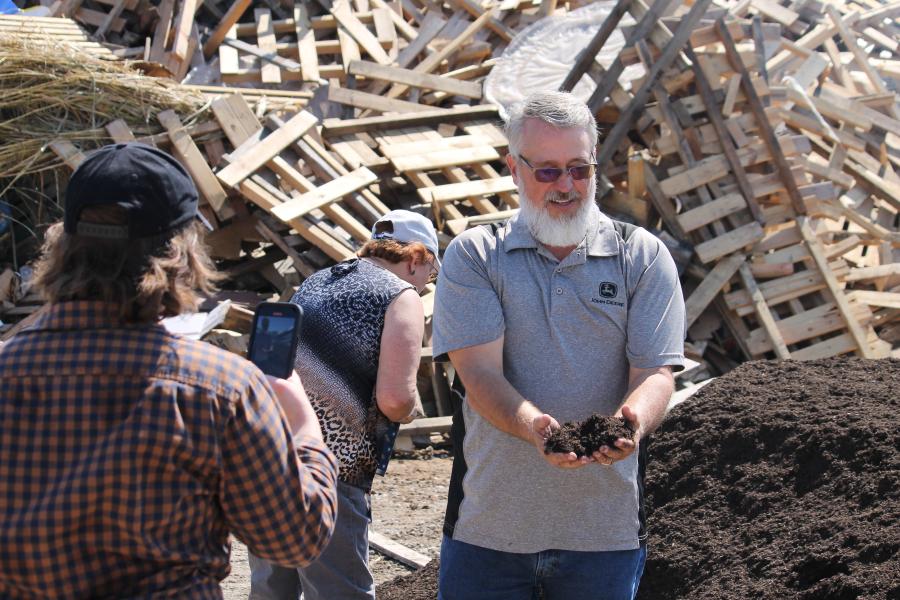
[432,91,686,600]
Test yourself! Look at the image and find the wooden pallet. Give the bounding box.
[716,217,891,359]
[0,14,117,58]
[218,3,402,85]
[377,130,515,229]
[643,19,810,275]
[51,0,147,41]
[211,93,381,263]
[576,5,899,361]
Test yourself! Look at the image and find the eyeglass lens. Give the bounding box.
[519,156,595,183]
[532,165,594,183]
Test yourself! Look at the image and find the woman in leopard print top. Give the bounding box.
[249,210,440,600]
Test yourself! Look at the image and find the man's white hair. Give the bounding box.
[504,91,598,157]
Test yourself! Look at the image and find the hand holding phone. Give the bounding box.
[247,302,303,379]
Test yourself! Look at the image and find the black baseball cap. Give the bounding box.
[64,142,199,239]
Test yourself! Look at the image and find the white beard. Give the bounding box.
[518,177,597,247]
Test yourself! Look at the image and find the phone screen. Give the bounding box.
[248,312,298,378]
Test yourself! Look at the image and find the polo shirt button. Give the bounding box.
[556,288,563,294]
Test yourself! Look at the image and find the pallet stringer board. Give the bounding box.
[797,215,879,357]
[715,18,807,215]
[739,261,792,358]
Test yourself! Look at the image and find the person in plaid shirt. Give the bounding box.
[0,143,339,599]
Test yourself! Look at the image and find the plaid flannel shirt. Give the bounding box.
[0,301,338,599]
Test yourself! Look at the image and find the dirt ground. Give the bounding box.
[373,358,900,600]
[221,450,452,599]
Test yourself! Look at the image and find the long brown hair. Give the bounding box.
[33,207,221,323]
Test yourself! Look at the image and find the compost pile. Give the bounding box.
[378,559,441,600]
[377,358,899,600]
[639,357,900,600]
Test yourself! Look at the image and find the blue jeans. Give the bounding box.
[248,481,374,600]
[438,535,646,600]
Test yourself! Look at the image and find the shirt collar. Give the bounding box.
[28,300,158,332]
[502,205,620,257]
[587,210,621,257]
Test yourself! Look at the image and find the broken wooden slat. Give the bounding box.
[202,0,252,58]
[389,146,499,173]
[216,111,318,189]
[684,253,745,329]
[843,264,900,283]
[797,215,876,358]
[221,37,303,72]
[255,8,281,84]
[398,416,452,436]
[294,5,320,82]
[574,0,667,106]
[384,8,497,100]
[105,119,136,142]
[659,136,807,197]
[328,85,440,114]
[211,94,372,244]
[826,5,900,120]
[239,178,354,263]
[349,60,483,99]
[322,105,498,136]
[332,0,392,65]
[595,0,715,172]
[48,140,86,169]
[93,0,127,39]
[694,222,765,264]
[745,301,872,355]
[157,110,231,220]
[271,167,378,222]
[848,291,900,309]
[677,193,747,233]
[739,261,792,358]
[368,530,430,569]
[417,176,516,204]
[394,12,446,69]
[449,0,515,42]
[170,0,198,62]
[149,0,175,65]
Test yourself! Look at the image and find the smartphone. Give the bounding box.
[247,302,303,379]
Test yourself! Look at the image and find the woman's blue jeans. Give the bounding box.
[438,535,647,600]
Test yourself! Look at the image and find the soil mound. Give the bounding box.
[378,559,440,600]
[544,413,633,456]
[377,358,899,600]
[639,357,899,600]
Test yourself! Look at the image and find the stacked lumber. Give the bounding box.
[1,0,898,406]
[560,0,899,364]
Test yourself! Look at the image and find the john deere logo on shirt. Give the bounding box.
[599,282,618,298]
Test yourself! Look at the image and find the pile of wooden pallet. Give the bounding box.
[557,0,900,364]
[1,0,898,408]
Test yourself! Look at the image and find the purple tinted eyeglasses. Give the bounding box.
[518,155,597,183]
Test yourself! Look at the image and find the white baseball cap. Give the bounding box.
[371,210,441,268]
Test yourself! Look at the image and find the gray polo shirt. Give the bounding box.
[432,207,685,553]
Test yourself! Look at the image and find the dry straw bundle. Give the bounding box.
[0,35,207,182]
[0,33,210,262]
